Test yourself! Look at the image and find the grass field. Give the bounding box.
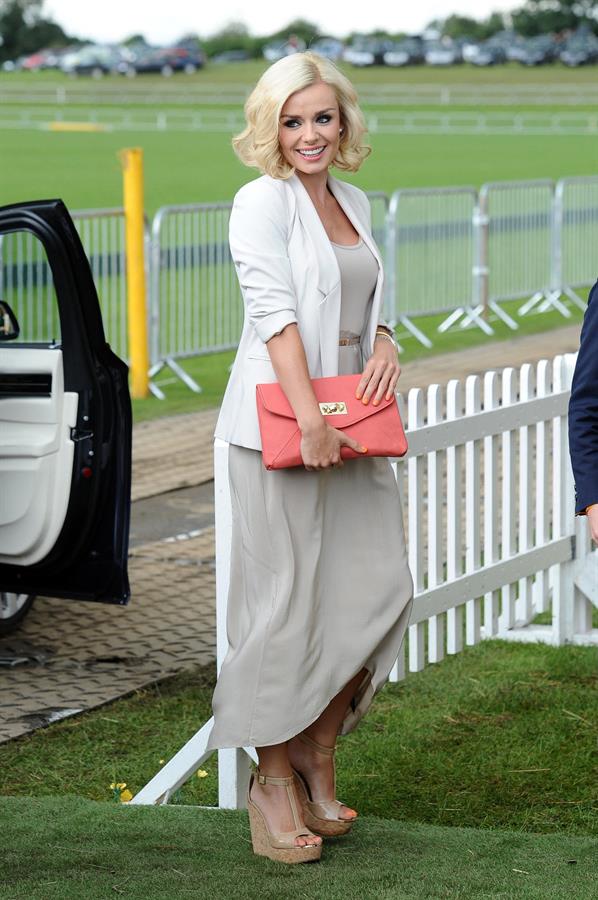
[1,63,597,215]
[2,640,598,897]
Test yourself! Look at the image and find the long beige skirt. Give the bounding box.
[204,439,414,751]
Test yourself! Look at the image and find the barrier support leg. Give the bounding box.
[537,291,572,318]
[438,307,466,333]
[488,300,519,330]
[563,286,588,312]
[448,304,494,335]
[518,290,548,317]
[166,357,202,393]
[147,358,202,396]
[397,315,433,349]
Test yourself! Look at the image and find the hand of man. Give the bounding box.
[587,504,598,544]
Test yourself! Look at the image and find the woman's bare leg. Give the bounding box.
[250,742,322,847]
[287,666,369,820]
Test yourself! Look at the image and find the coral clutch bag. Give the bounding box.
[256,373,408,470]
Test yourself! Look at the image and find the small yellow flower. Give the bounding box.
[196,769,208,778]
[159,759,165,765]
[120,789,133,802]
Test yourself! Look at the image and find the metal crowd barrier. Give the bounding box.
[550,176,598,313]
[0,229,58,343]
[3,179,597,391]
[477,179,555,327]
[0,207,132,359]
[385,186,479,345]
[72,208,132,362]
[148,201,239,393]
[385,177,598,348]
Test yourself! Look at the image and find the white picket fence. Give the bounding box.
[130,351,597,809]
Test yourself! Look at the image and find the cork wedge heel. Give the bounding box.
[246,767,322,864]
[291,731,356,837]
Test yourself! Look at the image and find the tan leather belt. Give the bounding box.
[338,335,360,346]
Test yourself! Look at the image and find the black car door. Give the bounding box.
[0,199,132,603]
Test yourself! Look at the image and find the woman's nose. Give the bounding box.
[302,123,319,142]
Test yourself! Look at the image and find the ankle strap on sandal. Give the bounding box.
[297,731,337,755]
[255,767,295,786]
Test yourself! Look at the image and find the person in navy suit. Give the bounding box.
[568,279,598,543]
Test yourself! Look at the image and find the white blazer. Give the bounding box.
[214,170,389,451]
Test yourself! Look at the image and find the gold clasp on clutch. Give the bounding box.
[319,401,347,415]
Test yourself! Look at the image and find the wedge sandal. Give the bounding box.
[291,731,357,837]
[246,767,322,864]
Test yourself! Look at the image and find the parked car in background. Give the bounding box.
[519,34,559,65]
[424,40,461,66]
[124,45,205,76]
[309,37,345,60]
[343,37,394,66]
[0,199,132,636]
[263,35,306,61]
[559,29,598,66]
[383,38,425,67]
[60,44,128,77]
[466,39,507,66]
[20,49,64,71]
[210,49,252,64]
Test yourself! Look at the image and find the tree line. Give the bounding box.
[2,0,598,63]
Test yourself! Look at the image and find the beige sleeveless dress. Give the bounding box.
[205,237,414,752]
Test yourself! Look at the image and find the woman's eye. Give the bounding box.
[284,115,332,128]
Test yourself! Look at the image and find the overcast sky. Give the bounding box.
[44,1,514,44]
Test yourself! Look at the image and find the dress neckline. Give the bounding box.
[330,236,363,249]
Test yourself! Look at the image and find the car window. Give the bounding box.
[0,229,61,345]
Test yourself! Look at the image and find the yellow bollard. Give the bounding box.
[119,147,149,398]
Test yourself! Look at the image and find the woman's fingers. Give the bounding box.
[359,362,400,406]
[357,362,386,404]
[355,359,377,400]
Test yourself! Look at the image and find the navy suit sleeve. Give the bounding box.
[568,279,598,514]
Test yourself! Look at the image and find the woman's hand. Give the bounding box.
[355,336,401,406]
[587,504,598,544]
[300,419,366,471]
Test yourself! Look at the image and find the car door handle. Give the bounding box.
[70,428,94,442]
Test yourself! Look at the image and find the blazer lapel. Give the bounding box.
[327,174,383,271]
[287,172,340,298]
[287,172,383,376]
[328,174,385,357]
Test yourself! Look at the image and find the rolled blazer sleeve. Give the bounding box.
[568,278,598,514]
[228,181,298,344]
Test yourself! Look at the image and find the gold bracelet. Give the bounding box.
[375,331,397,348]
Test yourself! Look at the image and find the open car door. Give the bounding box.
[0,199,132,618]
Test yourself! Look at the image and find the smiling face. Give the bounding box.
[278,80,342,177]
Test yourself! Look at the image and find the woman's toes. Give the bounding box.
[297,834,321,847]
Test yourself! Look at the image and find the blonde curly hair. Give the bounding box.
[232,51,371,179]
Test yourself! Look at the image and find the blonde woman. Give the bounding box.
[206,51,414,863]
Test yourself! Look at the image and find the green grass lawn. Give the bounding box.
[1,123,597,217]
[1,63,598,215]
[2,640,596,836]
[1,639,598,897]
[2,794,597,899]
